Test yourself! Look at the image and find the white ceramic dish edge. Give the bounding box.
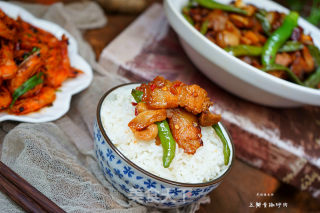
[0,2,93,122]
[164,0,320,107]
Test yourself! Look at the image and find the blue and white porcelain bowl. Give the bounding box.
[94,83,235,209]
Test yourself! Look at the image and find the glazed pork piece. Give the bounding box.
[136,76,213,115]
[137,76,179,109]
[167,108,203,154]
[128,109,167,130]
[129,76,221,154]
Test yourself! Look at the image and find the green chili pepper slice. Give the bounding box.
[131,89,176,168]
[255,10,272,36]
[182,6,194,25]
[307,45,320,65]
[263,64,303,85]
[183,14,195,25]
[278,41,304,52]
[157,120,176,168]
[200,20,209,35]
[304,45,320,88]
[212,124,230,165]
[225,45,262,57]
[131,89,143,103]
[262,11,299,67]
[188,0,197,7]
[195,0,247,15]
[225,42,303,57]
[10,72,43,108]
[304,67,320,88]
[182,5,191,13]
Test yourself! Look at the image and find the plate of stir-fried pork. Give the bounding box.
[165,0,320,107]
[0,2,93,122]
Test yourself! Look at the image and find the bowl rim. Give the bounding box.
[164,0,320,106]
[96,83,235,187]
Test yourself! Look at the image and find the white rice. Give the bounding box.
[100,84,229,183]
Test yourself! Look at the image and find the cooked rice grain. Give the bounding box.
[101,85,228,183]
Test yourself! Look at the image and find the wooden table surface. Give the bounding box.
[13,0,320,212]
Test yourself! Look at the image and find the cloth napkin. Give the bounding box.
[0,1,208,212]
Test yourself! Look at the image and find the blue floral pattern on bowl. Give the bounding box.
[94,119,225,209]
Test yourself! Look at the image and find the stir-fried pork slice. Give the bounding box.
[138,76,179,109]
[266,11,285,31]
[229,14,254,28]
[275,53,293,67]
[137,76,213,115]
[216,20,241,47]
[243,31,261,45]
[300,33,313,45]
[178,84,212,114]
[302,46,315,73]
[199,111,221,126]
[135,102,150,114]
[130,102,161,141]
[128,109,166,131]
[216,30,240,48]
[167,108,202,154]
[131,124,158,141]
[207,10,228,32]
[291,51,307,79]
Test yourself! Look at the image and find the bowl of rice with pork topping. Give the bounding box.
[94,76,234,208]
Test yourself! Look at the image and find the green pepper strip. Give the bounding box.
[157,121,176,168]
[212,124,230,165]
[263,64,303,85]
[131,89,176,168]
[307,45,320,65]
[255,10,272,36]
[10,72,43,108]
[195,0,247,15]
[131,89,143,103]
[225,42,303,57]
[182,6,194,25]
[278,41,304,52]
[262,11,299,67]
[188,0,197,7]
[200,20,209,35]
[304,45,320,88]
[304,67,320,88]
[225,45,262,57]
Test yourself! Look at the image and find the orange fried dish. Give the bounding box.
[0,9,82,115]
[128,76,221,154]
[183,0,319,88]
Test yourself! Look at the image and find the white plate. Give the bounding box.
[164,0,320,107]
[0,2,93,122]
